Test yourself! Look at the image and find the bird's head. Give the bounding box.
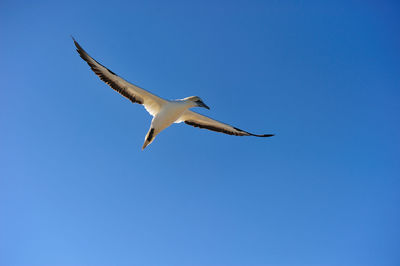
[184,96,210,110]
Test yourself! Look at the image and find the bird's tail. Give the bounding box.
[142,128,156,150]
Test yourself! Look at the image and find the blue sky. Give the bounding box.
[1,1,399,265]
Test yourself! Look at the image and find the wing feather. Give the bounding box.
[180,110,274,137]
[73,37,166,116]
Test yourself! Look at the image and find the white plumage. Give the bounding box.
[73,38,274,150]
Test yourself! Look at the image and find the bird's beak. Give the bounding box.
[197,100,210,110]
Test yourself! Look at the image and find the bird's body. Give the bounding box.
[73,38,274,149]
[143,99,194,149]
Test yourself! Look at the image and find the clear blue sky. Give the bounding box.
[1,1,399,265]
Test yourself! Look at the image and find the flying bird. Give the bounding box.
[73,38,274,150]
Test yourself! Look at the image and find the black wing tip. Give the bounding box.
[233,127,274,137]
[245,133,275,137]
[72,37,118,77]
[71,35,77,45]
[255,134,275,137]
[71,36,84,53]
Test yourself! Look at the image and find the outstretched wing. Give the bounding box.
[179,110,274,137]
[73,37,167,116]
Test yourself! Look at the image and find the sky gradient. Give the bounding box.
[1,1,400,265]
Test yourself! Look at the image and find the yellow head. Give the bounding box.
[184,96,210,109]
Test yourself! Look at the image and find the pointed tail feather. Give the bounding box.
[142,128,155,150]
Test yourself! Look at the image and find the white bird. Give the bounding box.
[73,38,274,150]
